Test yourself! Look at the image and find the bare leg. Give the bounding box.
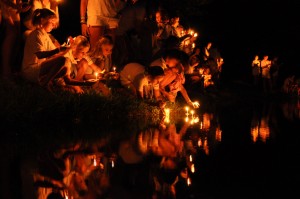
[75,59,89,81]
[88,26,105,48]
[38,56,67,87]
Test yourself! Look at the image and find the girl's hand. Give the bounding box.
[188,101,200,109]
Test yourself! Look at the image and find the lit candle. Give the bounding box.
[185,106,189,116]
[190,110,194,119]
[164,108,170,123]
[95,72,98,80]
[113,66,116,73]
[194,33,198,37]
[187,177,191,186]
[192,43,195,49]
[198,138,202,147]
[191,164,195,173]
[189,155,193,162]
[112,160,114,168]
[93,157,97,166]
[185,117,189,122]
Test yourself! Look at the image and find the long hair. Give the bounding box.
[71,35,90,51]
[32,8,56,27]
[88,35,114,58]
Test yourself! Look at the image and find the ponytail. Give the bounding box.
[32,8,56,27]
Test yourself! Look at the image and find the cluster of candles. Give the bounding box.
[185,106,199,124]
[186,154,195,186]
[181,29,198,49]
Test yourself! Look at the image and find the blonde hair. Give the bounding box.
[88,35,113,58]
[71,35,90,51]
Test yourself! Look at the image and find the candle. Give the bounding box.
[187,177,191,186]
[190,110,194,119]
[112,160,114,168]
[185,117,189,122]
[185,106,189,116]
[194,33,198,37]
[192,43,195,49]
[164,108,170,123]
[93,157,97,166]
[95,72,98,80]
[189,155,193,162]
[113,66,116,73]
[198,138,202,147]
[191,164,195,173]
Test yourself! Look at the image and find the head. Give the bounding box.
[254,55,259,60]
[163,49,182,68]
[71,36,90,61]
[147,66,165,84]
[32,8,58,32]
[89,35,114,58]
[263,55,269,60]
[170,16,180,28]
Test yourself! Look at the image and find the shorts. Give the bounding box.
[87,15,119,29]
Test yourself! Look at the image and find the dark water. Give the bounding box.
[1,94,299,199]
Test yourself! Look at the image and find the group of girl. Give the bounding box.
[19,6,200,109]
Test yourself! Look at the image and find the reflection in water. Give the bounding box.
[8,99,300,199]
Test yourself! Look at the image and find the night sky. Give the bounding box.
[53,0,300,82]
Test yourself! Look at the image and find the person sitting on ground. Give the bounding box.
[159,63,200,108]
[119,62,165,100]
[21,8,68,89]
[55,35,111,96]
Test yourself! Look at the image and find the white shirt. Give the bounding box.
[22,29,57,82]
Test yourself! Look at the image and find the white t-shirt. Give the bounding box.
[22,29,57,82]
[87,0,118,18]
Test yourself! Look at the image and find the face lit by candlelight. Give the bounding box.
[42,17,58,32]
[73,46,90,61]
[101,44,113,57]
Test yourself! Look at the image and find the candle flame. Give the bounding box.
[191,164,195,173]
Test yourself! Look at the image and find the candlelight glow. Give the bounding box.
[189,155,193,162]
[95,72,98,80]
[113,66,116,72]
[191,164,195,173]
[215,126,222,142]
[164,108,170,123]
[187,177,191,186]
[112,160,114,168]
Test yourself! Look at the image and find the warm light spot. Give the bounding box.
[191,164,195,173]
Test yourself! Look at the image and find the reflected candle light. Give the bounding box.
[185,106,189,116]
[187,177,191,186]
[191,164,195,173]
[112,160,114,168]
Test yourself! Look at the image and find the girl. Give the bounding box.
[21,8,68,89]
[23,0,60,38]
[84,35,114,79]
